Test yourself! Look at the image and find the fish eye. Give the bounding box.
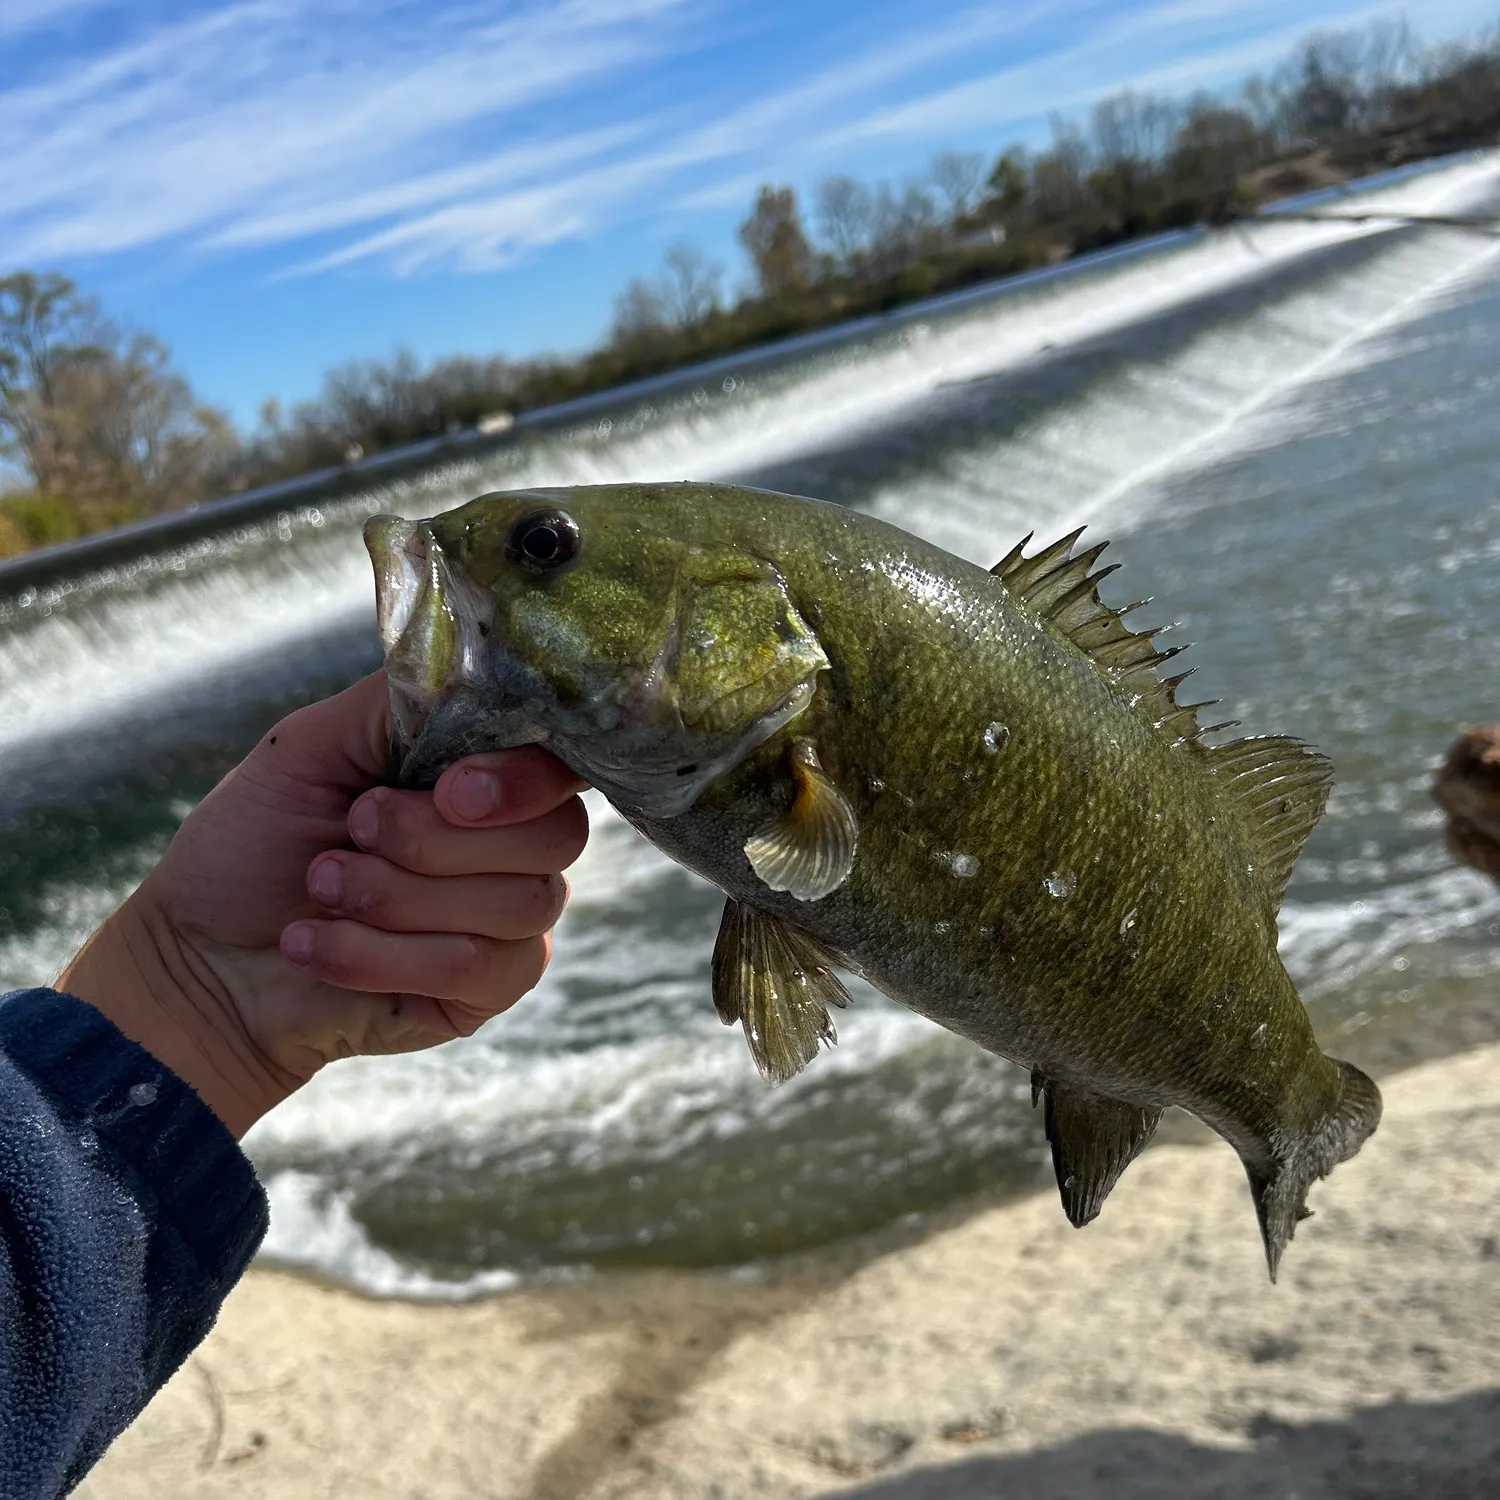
[505,509,581,576]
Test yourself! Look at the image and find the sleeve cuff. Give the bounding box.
[0,988,269,1292]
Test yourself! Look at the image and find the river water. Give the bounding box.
[3,155,1500,1296]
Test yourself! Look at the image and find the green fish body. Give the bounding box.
[365,482,1381,1277]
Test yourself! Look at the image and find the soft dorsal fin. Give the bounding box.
[991,529,1226,746]
[1206,735,1334,913]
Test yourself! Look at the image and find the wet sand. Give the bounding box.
[80,1040,1500,1500]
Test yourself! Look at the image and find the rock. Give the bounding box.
[1433,727,1500,881]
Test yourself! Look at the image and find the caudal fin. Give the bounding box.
[1245,1057,1383,1282]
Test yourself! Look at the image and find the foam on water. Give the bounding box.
[259,1171,523,1299]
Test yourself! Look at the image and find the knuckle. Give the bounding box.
[312,932,363,985]
[448,935,496,990]
[379,801,427,869]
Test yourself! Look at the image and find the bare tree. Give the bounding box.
[929,150,988,218]
[1362,16,1418,100]
[1030,118,1092,217]
[609,277,673,356]
[1091,90,1181,167]
[815,174,874,266]
[868,182,940,273]
[661,242,723,326]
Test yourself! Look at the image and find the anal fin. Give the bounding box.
[1032,1073,1162,1228]
[712,899,850,1084]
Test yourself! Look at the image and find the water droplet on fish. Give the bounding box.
[1119,908,1139,937]
[933,919,954,936]
[936,851,981,878]
[869,777,885,793]
[983,722,1011,754]
[628,1175,644,1192]
[1250,1022,1268,1049]
[1044,870,1076,900]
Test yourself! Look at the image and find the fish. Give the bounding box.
[363,482,1382,1279]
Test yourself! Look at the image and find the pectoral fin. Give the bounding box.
[712,899,850,1084]
[1032,1073,1162,1228]
[744,739,858,902]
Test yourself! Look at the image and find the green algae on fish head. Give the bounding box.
[387,487,831,813]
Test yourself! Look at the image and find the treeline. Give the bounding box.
[3,16,1500,557]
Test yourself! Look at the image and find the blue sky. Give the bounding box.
[4,0,1496,428]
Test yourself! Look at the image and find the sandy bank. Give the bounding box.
[81,1042,1500,1500]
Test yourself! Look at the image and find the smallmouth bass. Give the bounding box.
[365,483,1381,1278]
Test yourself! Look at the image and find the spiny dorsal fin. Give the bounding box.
[1207,735,1334,913]
[992,529,1220,746]
[1031,1072,1162,1227]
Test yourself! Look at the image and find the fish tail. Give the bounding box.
[1246,1057,1382,1283]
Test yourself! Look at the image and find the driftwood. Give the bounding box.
[1434,728,1500,883]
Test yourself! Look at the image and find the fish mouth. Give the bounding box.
[365,515,425,656]
[364,513,538,785]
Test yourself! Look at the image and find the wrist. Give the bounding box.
[59,887,298,1138]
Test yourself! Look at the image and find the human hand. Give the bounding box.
[60,672,588,1137]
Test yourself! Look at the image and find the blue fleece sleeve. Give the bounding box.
[0,988,269,1499]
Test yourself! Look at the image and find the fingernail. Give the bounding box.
[349,796,379,848]
[309,858,342,906]
[450,768,502,822]
[282,923,316,967]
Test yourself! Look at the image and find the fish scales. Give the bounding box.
[366,482,1381,1278]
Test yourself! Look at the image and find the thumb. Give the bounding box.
[252,671,393,796]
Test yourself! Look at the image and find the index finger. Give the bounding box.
[433,747,588,828]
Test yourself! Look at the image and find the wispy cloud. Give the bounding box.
[0,0,704,261]
[819,0,1394,146]
[0,0,117,42]
[2,0,1495,284]
[284,0,1086,275]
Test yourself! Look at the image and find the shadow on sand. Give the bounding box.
[836,1388,1500,1500]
